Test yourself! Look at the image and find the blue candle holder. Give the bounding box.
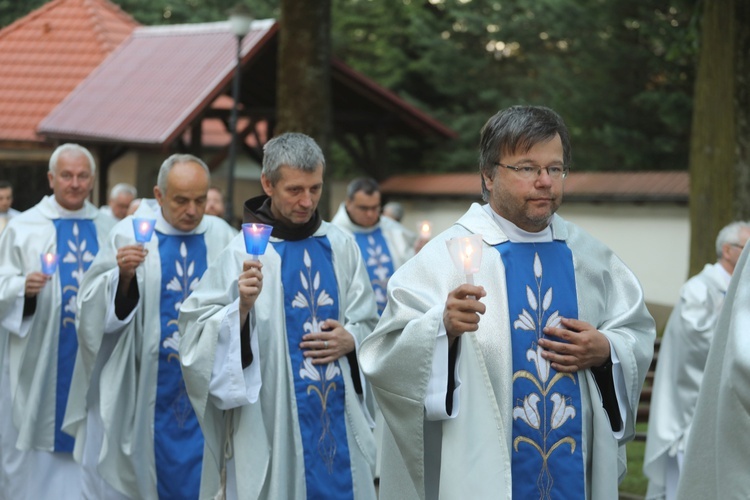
[133,218,156,243]
[40,253,59,276]
[241,223,273,260]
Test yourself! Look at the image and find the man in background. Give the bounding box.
[100,183,137,222]
[382,201,404,222]
[0,181,20,234]
[644,220,750,499]
[676,243,750,498]
[332,178,416,315]
[206,186,227,219]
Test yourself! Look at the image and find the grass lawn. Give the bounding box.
[619,423,649,497]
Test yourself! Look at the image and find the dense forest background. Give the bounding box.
[1,0,698,174]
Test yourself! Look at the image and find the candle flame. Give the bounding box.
[140,221,150,233]
[45,253,55,263]
[465,244,474,257]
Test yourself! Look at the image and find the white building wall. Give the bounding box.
[330,190,690,313]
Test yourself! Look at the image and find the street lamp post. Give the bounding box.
[225,5,253,225]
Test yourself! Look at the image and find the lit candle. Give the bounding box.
[418,220,432,239]
[241,223,273,260]
[40,252,59,276]
[132,218,156,244]
[446,234,483,285]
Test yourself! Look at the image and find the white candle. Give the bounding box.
[419,220,432,239]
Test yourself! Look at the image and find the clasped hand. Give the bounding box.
[300,319,354,365]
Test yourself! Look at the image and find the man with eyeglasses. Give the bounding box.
[644,220,750,500]
[360,105,656,499]
[0,143,115,498]
[332,177,416,316]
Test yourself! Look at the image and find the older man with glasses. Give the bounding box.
[644,220,750,500]
[360,105,656,499]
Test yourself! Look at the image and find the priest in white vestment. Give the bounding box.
[359,106,656,500]
[0,144,115,499]
[676,243,750,498]
[0,180,20,235]
[179,133,379,500]
[332,177,416,315]
[331,177,418,478]
[643,221,750,500]
[62,154,236,499]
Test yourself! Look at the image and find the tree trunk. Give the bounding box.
[688,0,750,276]
[276,0,333,219]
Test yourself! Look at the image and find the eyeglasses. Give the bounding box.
[730,243,745,250]
[495,163,569,180]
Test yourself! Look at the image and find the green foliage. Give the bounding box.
[3,0,699,176]
[0,0,48,28]
[332,0,698,175]
[111,0,278,25]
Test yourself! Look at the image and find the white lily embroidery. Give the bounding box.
[550,393,576,429]
[166,242,199,310]
[61,222,96,286]
[526,345,550,383]
[325,361,341,380]
[533,252,542,278]
[513,393,541,429]
[300,356,321,382]
[545,311,562,328]
[514,309,536,331]
[162,331,180,352]
[64,296,77,315]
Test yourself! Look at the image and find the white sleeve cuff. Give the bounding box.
[208,299,261,409]
[1,287,26,337]
[609,342,627,440]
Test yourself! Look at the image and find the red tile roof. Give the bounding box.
[380,171,689,203]
[38,20,456,146]
[0,0,138,142]
[39,20,278,145]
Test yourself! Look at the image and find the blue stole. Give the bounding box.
[353,228,394,315]
[496,241,585,499]
[273,237,354,499]
[53,219,98,452]
[154,232,207,499]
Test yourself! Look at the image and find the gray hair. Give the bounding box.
[716,221,750,257]
[156,154,210,194]
[383,201,404,221]
[479,105,571,201]
[261,133,325,186]
[109,182,137,200]
[346,177,380,200]
[49,143,97,176]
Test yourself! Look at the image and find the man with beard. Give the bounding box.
[359,106,656,499]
